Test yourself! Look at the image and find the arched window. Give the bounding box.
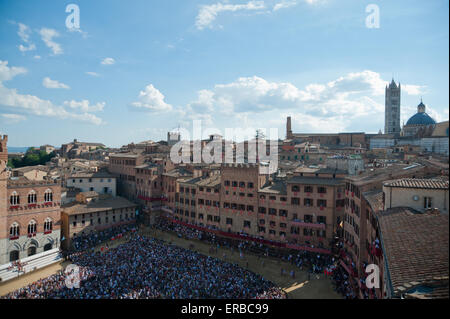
[10,250,19,262]
[44,218,53,233]
[27,246,37,257]
[27,220,37,235]
[10,191,20,205]
[44,189,53,202]
[10,223,20,238]
[28,190,37,204]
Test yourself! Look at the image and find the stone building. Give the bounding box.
[66,171,117,197]
[383,178,448,214]
[61,192,137,249]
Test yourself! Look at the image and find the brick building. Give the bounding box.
[0,135,62,282]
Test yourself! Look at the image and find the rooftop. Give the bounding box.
[69,170,115,179]
[286,176,344,186]
[378,207,449,297]
[363,190,384,212]
[259,179,287,195]
[62,196,137,215]
[383,178,448,190]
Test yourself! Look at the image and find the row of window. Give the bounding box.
[9,219,53,237]
[223,202,255,212]
[290,186,327,193]
[290,198,327,207]
[72,213,131,227]
[9,243,53,261]
[71,178,112,183]
[179,186,220,194]
[9,190,53,205]
[110,159,136,166]
[223,181,254,188]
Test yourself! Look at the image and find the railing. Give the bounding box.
[9,202,59,211]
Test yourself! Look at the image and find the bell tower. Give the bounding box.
[286,116,293,139]
[384,79,401,135]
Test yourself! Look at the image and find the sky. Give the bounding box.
[0,0,448,148]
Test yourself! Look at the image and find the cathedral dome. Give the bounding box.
[405,101,436,126]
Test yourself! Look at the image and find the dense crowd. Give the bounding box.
[3,234,286,299]
[154,217,336,273]
[69,223,136,252]
[331,265,358,299]
[154,217,367,299]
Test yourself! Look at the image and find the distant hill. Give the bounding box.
[7,146,33,153]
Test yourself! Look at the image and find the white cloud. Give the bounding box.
[86,71,100,77]
[18,44,36,52]
[130,84,172,112]
[39,28,63,55]
[184,71,428,132]
[33,55,41,59]
[64,100,105,112]
[0,113,26,123]
[101,57,115,65]
[0,60,103,125]
[16,23,37,53]
[401,84,426,95]
[195,1,266,30]
[18,23,31,43]
[42,77,70,89]
[304,0,323,4]
[0,61,27,81]
[273,1,297,11]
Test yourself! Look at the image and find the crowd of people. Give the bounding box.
[3,234,286,299]
[154,217,336,274]
[331,265,358,299]
[69,223,137,252]
[154,217,368,299]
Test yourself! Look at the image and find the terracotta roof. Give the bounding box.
[62,196,137,215]
[363,190,384,212]
[163,168,193,178]
[384,178,449,189]
[70,171,115,178]
[378,207,449,297]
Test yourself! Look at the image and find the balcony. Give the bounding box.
[290,220,326,230]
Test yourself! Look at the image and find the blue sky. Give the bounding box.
[0,0,448,147]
